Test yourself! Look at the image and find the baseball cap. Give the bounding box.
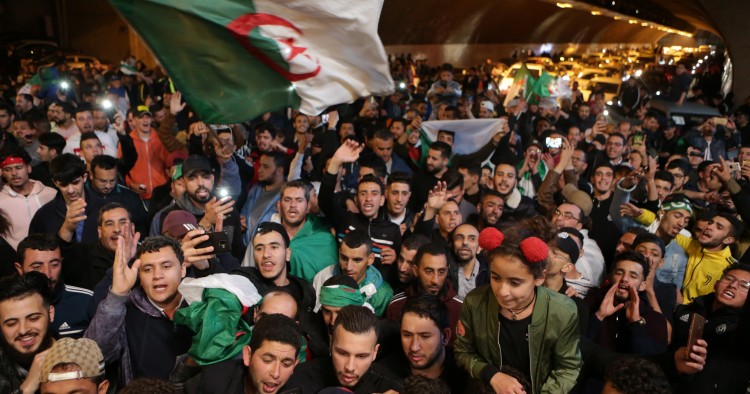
[480,100,495,112]
[181,155,212,178]
[665,119,677,129]
[136,105,152,118]
[40,338,104,383]
[554,231,580,264]
[162,210,198,239]
[562,184,593,216]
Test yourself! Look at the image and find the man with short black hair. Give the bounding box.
[381,295,468,392]
[241,151,287,246]
[48,102,78,139]
[385,172,415,235]
[370,129,412,175]
[386,243,463,345]
[585,252,669,355]
[466,189,504,231]
[11,116,40,166]
[492,161,538,221]
[30,153,101,244]
[87,154,148,236]
[0,272,55,393]
[312,230,394,316]
[0,146,57,248]
[287,305,403,393]
[85,236,193,386]
[15,234,94,338]
[64,105,117,158]
[32,132,66,188]
[396,235,431,293]
[410,141,451,212]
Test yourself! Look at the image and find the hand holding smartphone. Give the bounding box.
[686,313,706,360]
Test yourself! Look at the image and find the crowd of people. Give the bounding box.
[0,51,748,394]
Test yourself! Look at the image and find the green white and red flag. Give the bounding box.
[109,0,395,123]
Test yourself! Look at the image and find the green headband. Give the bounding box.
[662,200,692,215]
[319,285,365,308]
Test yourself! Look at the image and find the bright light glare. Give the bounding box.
[603,110,609,116]
[656,90,661,96]
[101,99,113,110]
[59,81,70,90]
[606,101,613,105]
[399,82,406,89]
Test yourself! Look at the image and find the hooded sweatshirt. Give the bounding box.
[0,180,56,248]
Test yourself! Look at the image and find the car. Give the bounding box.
[580,76,622,102]
[5,39,59,62]
[556,61,583,78]
[575,68,613,90]
[498,62,548,92]
[649,99,721,128]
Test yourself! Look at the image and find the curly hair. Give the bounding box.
[604,357,671,394]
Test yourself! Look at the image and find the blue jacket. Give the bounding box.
[52,283,94,338]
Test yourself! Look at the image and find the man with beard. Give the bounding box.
[85,236,193,387]
[63,105,117,158]
[0,147,56,249]
[320,141,402,276]
[312,231,394,317]
[409,141,451,212]
[241,151,287,248]
[29,154,102,245]
[465,189,504,231]
[0,272,55,394]
[14,234,94,339]
[151,155,244,258]
[587,163,620,270]
[255,181,337,282]
[451,224,488,300]
[492,161,538,222]
[380,295,467,393]
[395,235,431,294]
[93,107,119,148]
[11,117,41,166]
[317,274,372,342]
[585,252,669,355]
[287,305,403,393]
[48,102,78,140]
[86,155,148,236]
[386,244,463,346]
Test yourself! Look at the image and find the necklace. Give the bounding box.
[507,293,536,320]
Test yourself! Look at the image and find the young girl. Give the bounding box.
[455,228,582,394]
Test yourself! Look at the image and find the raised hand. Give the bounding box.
[328,139,364,175]
[327,110,339,129]
[111,235,142,297]
[625,284,642,323]
[675,339,708,374]
[200,196,234,230]
[169,91,187,115]
[59,199,87,241]
[715,157,733,183]
[426,181,449,211]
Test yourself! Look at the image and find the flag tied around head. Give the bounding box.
[109,0,395,124]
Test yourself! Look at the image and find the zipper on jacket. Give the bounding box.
[683,250,705,293]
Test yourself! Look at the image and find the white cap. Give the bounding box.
[480,100,495,112]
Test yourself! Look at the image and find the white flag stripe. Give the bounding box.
[420,119,503,155]
[255,0,394,115]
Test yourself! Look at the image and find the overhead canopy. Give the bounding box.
[379,0,717,45]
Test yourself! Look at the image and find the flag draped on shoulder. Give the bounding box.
[109,0,395,123]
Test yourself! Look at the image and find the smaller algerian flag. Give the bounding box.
[110,0,394,124]
[503,63,535,107]
[119,61,140,76]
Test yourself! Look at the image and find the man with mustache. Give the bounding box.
[451,223,488,300]
[465,189,504,231]
[0,147,56,249]
[14,234,94,339]
[385,172,415,236]
[150,155,244,258]
[380,295,468,393]
[0,272,55,394]
[11,117,41,166]
[386,243,463,346]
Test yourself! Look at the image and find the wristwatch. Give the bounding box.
[632,317,647,326]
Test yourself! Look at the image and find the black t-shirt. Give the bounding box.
[498,312,532,384]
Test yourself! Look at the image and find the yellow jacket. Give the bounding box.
[635,210,735,304]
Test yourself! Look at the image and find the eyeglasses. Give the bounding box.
[553,210,579,222]
[719,274,750,292]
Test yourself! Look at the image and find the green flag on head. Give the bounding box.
[109,0,394,124]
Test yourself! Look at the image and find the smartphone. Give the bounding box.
[196,231,231,254]
[713,117,728,126]
[321,113,330,124]
[633,131,644,145]
[729,162,741,173]
[686,313,705,359]
[546,137,562,149]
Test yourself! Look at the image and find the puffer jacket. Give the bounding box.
[120,128,170,199]
[454,285,582,394]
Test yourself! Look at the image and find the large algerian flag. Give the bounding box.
[109,0,394,124]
